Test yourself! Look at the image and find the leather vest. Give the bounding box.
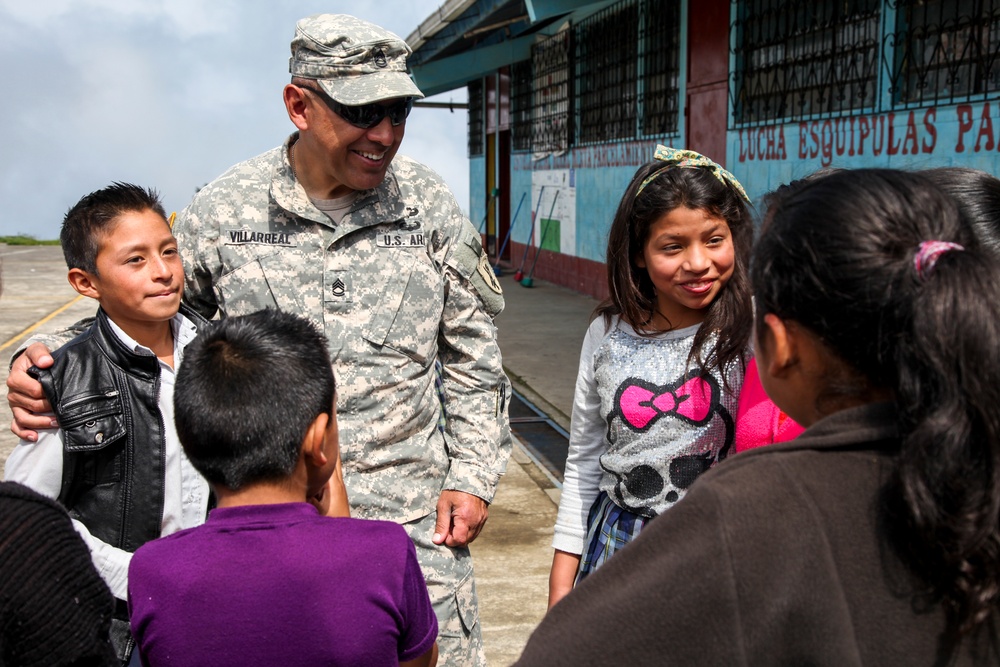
[31,304,207,552]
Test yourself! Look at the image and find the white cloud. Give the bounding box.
[0,0,235,37]
[0,1,471,238]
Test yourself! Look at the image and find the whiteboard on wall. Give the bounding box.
[530,169,576,256]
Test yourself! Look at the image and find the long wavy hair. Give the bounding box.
[753,168,1000,635]
[598,161,754,384]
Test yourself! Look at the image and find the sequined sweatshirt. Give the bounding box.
[553,315,745,554]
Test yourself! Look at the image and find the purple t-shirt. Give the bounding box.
[128,503,437,666]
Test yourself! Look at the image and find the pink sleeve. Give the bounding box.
[734,358,804,453]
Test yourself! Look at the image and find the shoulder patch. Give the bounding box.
[451,237,504,318]
[477,252,502,295]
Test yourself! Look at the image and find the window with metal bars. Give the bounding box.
[575,0,640,143]
[569,0,679,143]
[468,79,484,157]
[511,60,533,151]
[531,31,571,153]
[731,0,880,125]
[890,0,1000,105]
[639,0,681,137]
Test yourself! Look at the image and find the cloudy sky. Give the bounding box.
[0,0,469,239]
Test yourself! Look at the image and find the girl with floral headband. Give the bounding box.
[547,146,759,608]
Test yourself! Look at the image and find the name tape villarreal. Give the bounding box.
[224,229,296,246]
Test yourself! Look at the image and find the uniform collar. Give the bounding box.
[270,133,407,232]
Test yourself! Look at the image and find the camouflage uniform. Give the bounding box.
[174,134,511,666]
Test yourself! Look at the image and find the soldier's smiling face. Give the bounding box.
[303,90,407,197]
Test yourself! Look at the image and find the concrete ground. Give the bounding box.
[475,270,598,664]
[0,246,600,666]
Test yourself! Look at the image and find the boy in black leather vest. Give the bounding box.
[4,183,210,665]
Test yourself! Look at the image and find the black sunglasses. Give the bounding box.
[299,85,413,129]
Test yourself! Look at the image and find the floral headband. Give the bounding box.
[636,145,751,203]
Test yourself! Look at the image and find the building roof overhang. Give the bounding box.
[406,0,614,96]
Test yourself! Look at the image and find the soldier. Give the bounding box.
[8,14,511,666]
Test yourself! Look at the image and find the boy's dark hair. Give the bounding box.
[753,168,1000,635]
[174,309,335,491]
[61,183,167,275]
[599,162,755,386]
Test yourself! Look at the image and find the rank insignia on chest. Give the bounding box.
[330,278,346,298]
[326,274,351,303]
[376,232,425,248]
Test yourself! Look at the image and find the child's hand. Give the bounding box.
[548,549,583,609]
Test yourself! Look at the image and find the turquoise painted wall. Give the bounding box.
[470,99,1000,272]
[471,103,1000,269]
[509,167,532,246]
[570,165,636,262]
[728,102,1000,208]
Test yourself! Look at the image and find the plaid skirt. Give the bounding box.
[576,491,649,584]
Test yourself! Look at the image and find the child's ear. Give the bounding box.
[761,313,798,378]
[67,268,101,300]
[301,412,330,468]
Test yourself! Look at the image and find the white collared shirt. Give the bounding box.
[4,312,209,600]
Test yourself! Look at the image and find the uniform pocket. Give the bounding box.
[439,568,480,638]
[216,257,280,315]
[361,250,440,365]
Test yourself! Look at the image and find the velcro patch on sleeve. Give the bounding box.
[453,236,504,317]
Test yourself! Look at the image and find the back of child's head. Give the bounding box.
[61,182,167,275]
[173,309,335,491]
[753,167,1000,634]
[601,147,755,376]
[923,166,1000,259]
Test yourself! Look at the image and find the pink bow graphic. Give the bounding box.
[615,374,718,431]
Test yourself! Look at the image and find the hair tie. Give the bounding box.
[913,240,964,279]
[635,145,751,202]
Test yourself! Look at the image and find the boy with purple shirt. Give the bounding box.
[127,310,438,667]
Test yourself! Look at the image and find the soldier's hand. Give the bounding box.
[8,343,57,441]
[433,490,488,547]
[310,459,350,518]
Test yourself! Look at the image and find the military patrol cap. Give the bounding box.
[289,14,425,105]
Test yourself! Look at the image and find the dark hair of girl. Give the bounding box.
[598,160,754,384]
[923,166,1000,259]
[753,168,1000,635]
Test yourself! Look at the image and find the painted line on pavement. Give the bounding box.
[0,295,85,353]
[0,248,43,258]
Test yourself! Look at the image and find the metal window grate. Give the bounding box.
[511,60,533,152]
[575,0,640,144]
[468,79,484,157]
[531,31,572,153]
[731,0,880,126]
[889,0,1000,105]
[639,0,681,137]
